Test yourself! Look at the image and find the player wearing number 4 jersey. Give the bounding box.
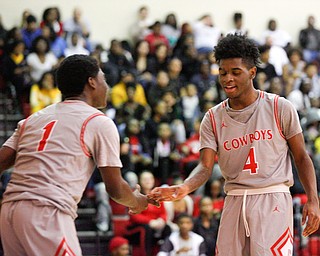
[0,55,155,255]
[148,34,320,255]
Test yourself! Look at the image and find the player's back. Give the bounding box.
[3,100,102,217]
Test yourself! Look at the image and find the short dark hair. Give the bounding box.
[26,15,37,24]
[55,54,99,98]
[174,212,193,223]
[214,34,260,69]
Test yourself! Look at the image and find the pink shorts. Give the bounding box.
[1,200,82,255]
[216,192,293,255]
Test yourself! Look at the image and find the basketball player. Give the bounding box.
[148,34,320,255]
[0,55,152,255]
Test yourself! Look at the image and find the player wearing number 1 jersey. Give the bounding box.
[148,35,320,255]
[0,55,152,255]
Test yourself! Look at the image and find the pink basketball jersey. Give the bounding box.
[3,100,122,218]
[200,91,302,192]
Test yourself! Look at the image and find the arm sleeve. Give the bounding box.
[3,119,26,150]
[85,116,122,168]
[199,111,218,152]
[278,97,302,140]
[158,237,173,254]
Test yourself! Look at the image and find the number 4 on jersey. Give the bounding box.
[37,120,57,151]
[243,147,259,174]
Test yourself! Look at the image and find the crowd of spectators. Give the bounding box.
[1,5,320,256]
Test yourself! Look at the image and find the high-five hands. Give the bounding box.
[147,184,189,204]
[128,184,160,215]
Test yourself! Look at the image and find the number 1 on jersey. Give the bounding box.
[243,147,259,174]
[37,120,57,151]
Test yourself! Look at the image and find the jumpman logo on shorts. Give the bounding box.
[273,205,280,212]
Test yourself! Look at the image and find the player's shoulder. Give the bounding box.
[261,91,290,105]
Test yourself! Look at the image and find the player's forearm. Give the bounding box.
[295,155,319,203]
[184,162,212,194]
[107,180,139,208]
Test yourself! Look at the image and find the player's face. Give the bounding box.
[93,69,109,108]
[218,58,256,102]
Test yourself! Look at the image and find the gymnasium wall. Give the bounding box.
[1,0,320,48]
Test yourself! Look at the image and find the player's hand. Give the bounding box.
[128,184,148,215]
[302,200,320,237]
[147,184,189,202]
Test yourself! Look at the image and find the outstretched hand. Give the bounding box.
[147,184,189,202]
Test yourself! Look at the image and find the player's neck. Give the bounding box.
[229,89,259,110]
[64,95,87,102]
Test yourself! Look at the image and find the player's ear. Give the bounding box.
[87,76,97,89]
[249,66,256,79]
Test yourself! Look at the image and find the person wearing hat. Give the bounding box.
[109,236,130,256]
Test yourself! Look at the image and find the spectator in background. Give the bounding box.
[2,40,32,114]
[64,32,90,57]
[260,19,291,50]
[190,59,219,99]
[63,7,91,51]
[21,15,42,53]
[26,36,58,83]
[20,9,32,29]
[282,48,306,96]
[144,100,170,143]
[227,12,248,36]
[151,122,181,184]
[107,39,134,76]
[173,23,194,57]
[178,118,201,177]
[157,213,207,256]
[130,6,153,44]
[167,57,186,96]
[298,62,320,99]
[299,15,320,63]
[41,24,67,59]
[40,7,63,37]
[193,196,219,256]
[110,70,147,109]
[120,118,153,174]
[115,82,151,125]
[265,36,289,76]
[161,91,187,145]
[178,43,200,82]
[144,21,169,55]
[29,70,61,114]
[147,70,172,107]
[181,83,200,136]
[161,13,180,49]
[146,43,169,76]
[163,177,194,232]
[129,171,171,256]
[192,14,221,55]
[108,236,130,256]
[287,77,313,118]
[254,44,278,91]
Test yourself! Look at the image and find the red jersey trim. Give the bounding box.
[80,113,105,157]
[273,95,285,139]
[260,90,265,99]
[18,117,30,142]
[208,109,218,143]
[221,100,227,108]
